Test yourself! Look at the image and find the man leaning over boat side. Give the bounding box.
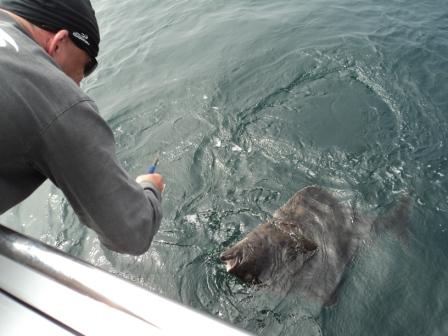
[0,0,164,255]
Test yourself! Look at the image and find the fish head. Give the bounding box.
[220,226,318,284]
[220,232,273,283]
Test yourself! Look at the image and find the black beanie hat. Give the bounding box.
[0,0,100,60]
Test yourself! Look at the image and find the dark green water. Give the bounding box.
[2,0,448,334]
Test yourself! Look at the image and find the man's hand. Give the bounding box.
[136,173,165,193]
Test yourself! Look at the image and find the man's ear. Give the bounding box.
[47,30,69,57]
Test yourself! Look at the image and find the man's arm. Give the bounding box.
[30,100,163,255]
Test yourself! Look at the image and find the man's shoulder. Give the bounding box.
[1,38,94,125]
[0,11,92,112]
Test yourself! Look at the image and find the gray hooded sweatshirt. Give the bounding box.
[0,11,162,255]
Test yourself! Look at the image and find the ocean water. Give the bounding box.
[1,0,448,334]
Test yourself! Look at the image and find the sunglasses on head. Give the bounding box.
[84,57,98,77]
[36,24,99,77]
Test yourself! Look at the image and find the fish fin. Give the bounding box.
[373,193,411,248]
[324,276,347,307]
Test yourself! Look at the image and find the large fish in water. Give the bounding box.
[220,186,409,307]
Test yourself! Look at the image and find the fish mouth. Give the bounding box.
[224,260,235,272]
[220,253,241,273]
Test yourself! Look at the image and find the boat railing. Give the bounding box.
[0,224,252,335]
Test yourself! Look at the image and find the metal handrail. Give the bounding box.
[0,224,252,335]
